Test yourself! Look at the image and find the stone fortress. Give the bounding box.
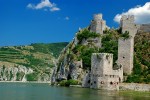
[82,13,150,90]
[90,14,107,34]
[79,14,109,48]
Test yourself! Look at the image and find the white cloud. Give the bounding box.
[27,0,60,12]
[65,16,70,20]
[50,7,60,12]
[114,2,150,24]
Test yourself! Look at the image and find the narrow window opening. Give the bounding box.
[110,81,113,85]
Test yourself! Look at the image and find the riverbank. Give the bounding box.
[119,83,150,92]
[69,83,150,92]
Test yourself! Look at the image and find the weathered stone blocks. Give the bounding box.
[90,14,106,34]
[118,37,134,75]
[90,53,119,90]
[120,15,139,37]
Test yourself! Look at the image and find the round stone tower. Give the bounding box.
[90,14,106,34]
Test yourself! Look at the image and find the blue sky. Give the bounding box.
[0,0,150,46]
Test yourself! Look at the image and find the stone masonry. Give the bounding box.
[81,14,150,90]
[89,14,106,34]
[90,53,120,90]
[118,15,137,75]
[118,37,134,75]
[120,15,139,37]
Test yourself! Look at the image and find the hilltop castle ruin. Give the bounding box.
[89,14,107,34]
[82,14,150,90]
[54,13,150,90]
[117,15,139,75]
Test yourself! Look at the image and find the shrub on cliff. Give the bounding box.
[120,31,130,39]
[100,31,119,64]
[26,73,38,81]
[77,29,100,43]
[59,79,80,87]
[80,48,98,69]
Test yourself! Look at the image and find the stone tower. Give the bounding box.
[120,15,138,37]
[118,15,137,75]
[90,14,106,34]
[90,53,119,90]
[118,37,134,75]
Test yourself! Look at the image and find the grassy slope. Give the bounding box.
[0,42,68,69]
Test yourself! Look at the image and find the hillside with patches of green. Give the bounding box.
[0,42,68,67]
[0,42,68,81]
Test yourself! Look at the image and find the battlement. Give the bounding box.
[121,15,134,21]
[120,15,138,37]
[92,53,113,57]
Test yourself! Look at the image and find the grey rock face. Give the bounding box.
[0,64,33,82]
[37,68,53,82]
[0,61,53,82]
[56,57,84,82]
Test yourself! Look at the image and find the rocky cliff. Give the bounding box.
[53,29,102,83]
[0,61,33,81]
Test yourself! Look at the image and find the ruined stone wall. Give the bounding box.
[112,68,123,82]
[138,24,150,32]
[118,37,134,75]
[90,53,119,90]
[120,83,150,92]
[91,53,113,75]
[90,14,106,34]
[90,74,119,90]
[82,72,90,88]
[120,15,138,37]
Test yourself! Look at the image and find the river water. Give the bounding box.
[0,82,149,100]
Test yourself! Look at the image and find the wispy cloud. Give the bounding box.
[114,2,150,24]
[65,16,70,20]
[27,0,60,12]
[50,7,60,12]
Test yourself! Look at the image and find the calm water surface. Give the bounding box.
[0,83,149,100]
